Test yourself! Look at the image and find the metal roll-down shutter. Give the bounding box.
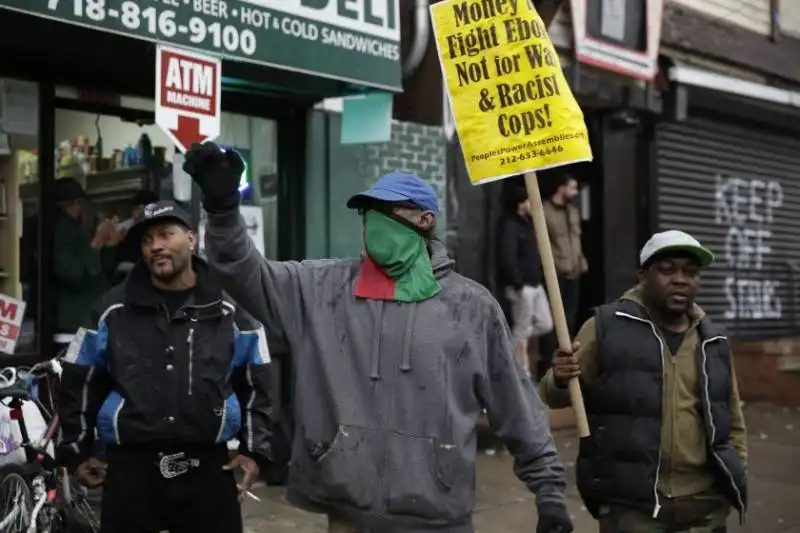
[655,115,800,339]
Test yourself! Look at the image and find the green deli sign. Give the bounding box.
[0,0,401,91]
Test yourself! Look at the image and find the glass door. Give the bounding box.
[195,114,279,259]
[0,77,40,358]
[51,88,162,343]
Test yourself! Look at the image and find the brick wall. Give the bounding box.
[733,338,800,406]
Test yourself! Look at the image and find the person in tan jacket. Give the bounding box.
[540,230,747,532]
[543,174,587,332]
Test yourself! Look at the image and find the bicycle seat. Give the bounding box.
[0,386,31,401]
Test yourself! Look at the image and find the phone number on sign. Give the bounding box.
[499,145,565,166]
[46,0,257,56]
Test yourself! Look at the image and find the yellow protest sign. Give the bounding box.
[430,0,593,185]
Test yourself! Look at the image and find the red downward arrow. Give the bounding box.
[170,115,209,153]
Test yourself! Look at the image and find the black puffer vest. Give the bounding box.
[576,299,747,521]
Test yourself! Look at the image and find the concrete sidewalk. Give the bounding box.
[241,403,800,532]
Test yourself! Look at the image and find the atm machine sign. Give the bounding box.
[156,45,222,153]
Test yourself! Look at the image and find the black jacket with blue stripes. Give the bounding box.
[57,258,272,467]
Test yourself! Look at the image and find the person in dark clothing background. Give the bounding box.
[540,230,747,532]
[540,174,586,376]
[497,185,553,377]
[543,174,586,333]
[53,178,125,352]
[58,200,272,533]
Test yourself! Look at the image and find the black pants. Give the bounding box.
[101,444,242,533]
[538,276,581,378]
[559,276,581,335]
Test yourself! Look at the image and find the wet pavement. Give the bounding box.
[241,403,800,532]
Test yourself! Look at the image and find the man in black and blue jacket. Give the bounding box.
[57,200,272,533]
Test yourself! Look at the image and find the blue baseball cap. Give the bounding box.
[346,172,440,214]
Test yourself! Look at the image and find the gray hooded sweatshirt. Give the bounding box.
[205,210,566,532]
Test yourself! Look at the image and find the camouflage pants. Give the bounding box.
[598,493,729,533]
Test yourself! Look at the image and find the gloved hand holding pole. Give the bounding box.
[524,172,590,438]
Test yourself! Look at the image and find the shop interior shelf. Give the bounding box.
[19,165,149,202]
[85,165,149,197]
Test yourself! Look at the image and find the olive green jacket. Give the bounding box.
[541,287,747,498]
[543,200,587,279]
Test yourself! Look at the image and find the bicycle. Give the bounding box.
[0,359,101,533]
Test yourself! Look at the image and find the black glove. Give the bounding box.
[182,142,243,213]
[537,503,573,533]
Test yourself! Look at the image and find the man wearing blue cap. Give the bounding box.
[183,143,572,533]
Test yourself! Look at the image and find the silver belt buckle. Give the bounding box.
[158,452,200,479]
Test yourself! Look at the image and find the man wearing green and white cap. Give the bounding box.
[541,230,748,532]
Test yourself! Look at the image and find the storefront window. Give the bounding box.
[0,78,39,354]
[0,77,283,356]
[54,90,174,213]
[45,87,280,346]
[587,0,646,51]
[217,114,279,259]
[51,88,171,345]
[54,91,280,262]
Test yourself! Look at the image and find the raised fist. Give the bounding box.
[182,142,244,213]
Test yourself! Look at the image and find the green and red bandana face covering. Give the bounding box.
[354,210,441,302]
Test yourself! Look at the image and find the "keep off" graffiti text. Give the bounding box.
[714,175,784,320]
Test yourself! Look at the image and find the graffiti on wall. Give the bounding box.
[714,174,784,320]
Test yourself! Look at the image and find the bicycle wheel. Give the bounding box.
[0,465,34,533]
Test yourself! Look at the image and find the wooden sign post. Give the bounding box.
[524,172,589,437]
